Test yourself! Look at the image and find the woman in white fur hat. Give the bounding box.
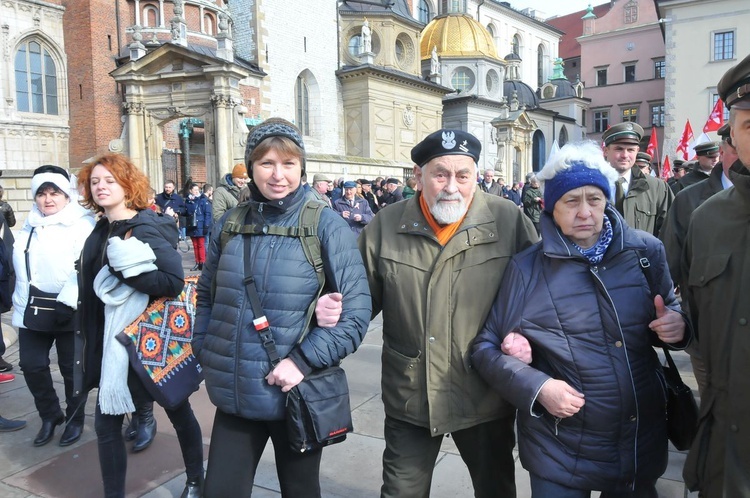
[12,165,95,447]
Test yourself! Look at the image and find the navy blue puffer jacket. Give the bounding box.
[193,187,371,421]
[472,205,688,493]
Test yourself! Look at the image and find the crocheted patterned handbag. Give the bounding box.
[117,275,203,409]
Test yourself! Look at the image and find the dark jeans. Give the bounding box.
[529,474,658,498]
[381,415,517,498]
[0,322,5,357]
[95,370,203,498]
[204,409,322,498]
[19,328,86,423]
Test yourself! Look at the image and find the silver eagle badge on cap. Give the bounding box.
[442,131,456,150]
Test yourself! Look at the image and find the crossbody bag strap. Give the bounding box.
[242,233,281,367]
[24,227,35,282]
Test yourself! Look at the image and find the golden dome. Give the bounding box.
[420,14,500,60]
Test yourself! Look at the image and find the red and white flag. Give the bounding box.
[661,155,672,180]
[676,120,694,160]
[703,99,725,133]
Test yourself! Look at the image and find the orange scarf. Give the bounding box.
[418,192,471,246]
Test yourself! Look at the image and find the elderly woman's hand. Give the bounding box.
[315,292,343,328]
[649,295,685,344]
[538,379,586,418]
[501,331,532,364]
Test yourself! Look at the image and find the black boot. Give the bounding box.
[198,263,203,271]
[191,263,200,271]
[132,402,156,453]
[180,475,204,498]
[124,415,138,441]
[33,415,64,447]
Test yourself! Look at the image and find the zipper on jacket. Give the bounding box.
[554,417,562,436]
[589,265,641,479]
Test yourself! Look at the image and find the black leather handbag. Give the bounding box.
[23,228,71,332]
[662,347,699,451]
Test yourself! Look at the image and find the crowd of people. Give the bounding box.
[0,53,749,498]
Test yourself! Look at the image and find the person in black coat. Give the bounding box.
[75,153,203,498]
[185,183,212,271]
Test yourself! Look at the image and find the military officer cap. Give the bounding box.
[359,178,372,185]
[717,52,750,110]
[312,173,332,184]
[602,122,644,146]
[411,129,481,167]
[694,142,720,157]
[673,159,685,168]
[717,123,731,141]
[635,152,652,165]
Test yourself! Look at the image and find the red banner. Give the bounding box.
[703,99,725,133]
[661,155,672,180]
[676,120,694,160]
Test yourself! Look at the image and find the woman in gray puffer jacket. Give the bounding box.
[193,118,371,498]
[473,141,690,497]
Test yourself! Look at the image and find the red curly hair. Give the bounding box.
[78,153,151,213]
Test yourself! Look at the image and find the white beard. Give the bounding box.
[430,191,467,224]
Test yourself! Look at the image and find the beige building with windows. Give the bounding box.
[656,0,750,157]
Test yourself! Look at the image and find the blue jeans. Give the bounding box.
[529,474,658,498]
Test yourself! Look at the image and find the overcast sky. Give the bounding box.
[515,0,599,19]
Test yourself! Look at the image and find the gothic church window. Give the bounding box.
[418,0,432,24]
[15,40,58,115]
[295,76,310,135]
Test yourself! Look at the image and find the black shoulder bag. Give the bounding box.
[23,228,72,332]
[241,231,353,453]
[635,251,698,451]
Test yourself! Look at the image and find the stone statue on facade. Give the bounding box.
[218,10,230,33]
[173,0,184,17]
[361,19,371,54]
[430,46,440,75]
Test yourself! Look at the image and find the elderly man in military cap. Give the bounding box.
[682,52,750,497]
[358,129,538,497]
[602,122,673,236]
[635,151,653,176]
[677,141,721,190]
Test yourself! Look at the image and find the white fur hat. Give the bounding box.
[31,165,71,198]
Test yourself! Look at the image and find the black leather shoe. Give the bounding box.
[124,416,138,441]
[33,415,64,447]
[191,263,200,271]
[180,475,204,498]
[59,422,83,446]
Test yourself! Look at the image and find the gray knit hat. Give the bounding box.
[244,118,306,175]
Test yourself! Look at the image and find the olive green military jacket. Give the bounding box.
[620,167,674,236]
[659,164,726,287]
[682,163,750,497]
[358,191,538,435]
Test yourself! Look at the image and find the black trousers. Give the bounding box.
[18,328,86,423]
[204,409,323,498]
[380,415,517,498]
[95,370,204,498]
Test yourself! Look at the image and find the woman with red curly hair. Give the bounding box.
[74,153,204,498]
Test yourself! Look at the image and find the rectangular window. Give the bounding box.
[622,106,638,123]
[624,64,636,83]
[712,93,731,122]
[654,59,665,79]
[596,68,607,86]
[650,103,665,127]
[714,31,734,61]
[594,110,609,133]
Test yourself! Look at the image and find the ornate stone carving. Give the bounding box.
[173,0,184,17]
[402,105,414,128]
[210,94,232,108]
[123,101,145,114]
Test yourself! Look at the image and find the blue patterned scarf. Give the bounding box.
[572,214,613,264]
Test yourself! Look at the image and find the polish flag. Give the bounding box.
[661,155,672,180]
[676,120,694,160]
[703,99,725,133]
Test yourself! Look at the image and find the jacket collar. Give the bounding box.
[397,190,498,240]
[627,166,651,194]
[728,160,750,210]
